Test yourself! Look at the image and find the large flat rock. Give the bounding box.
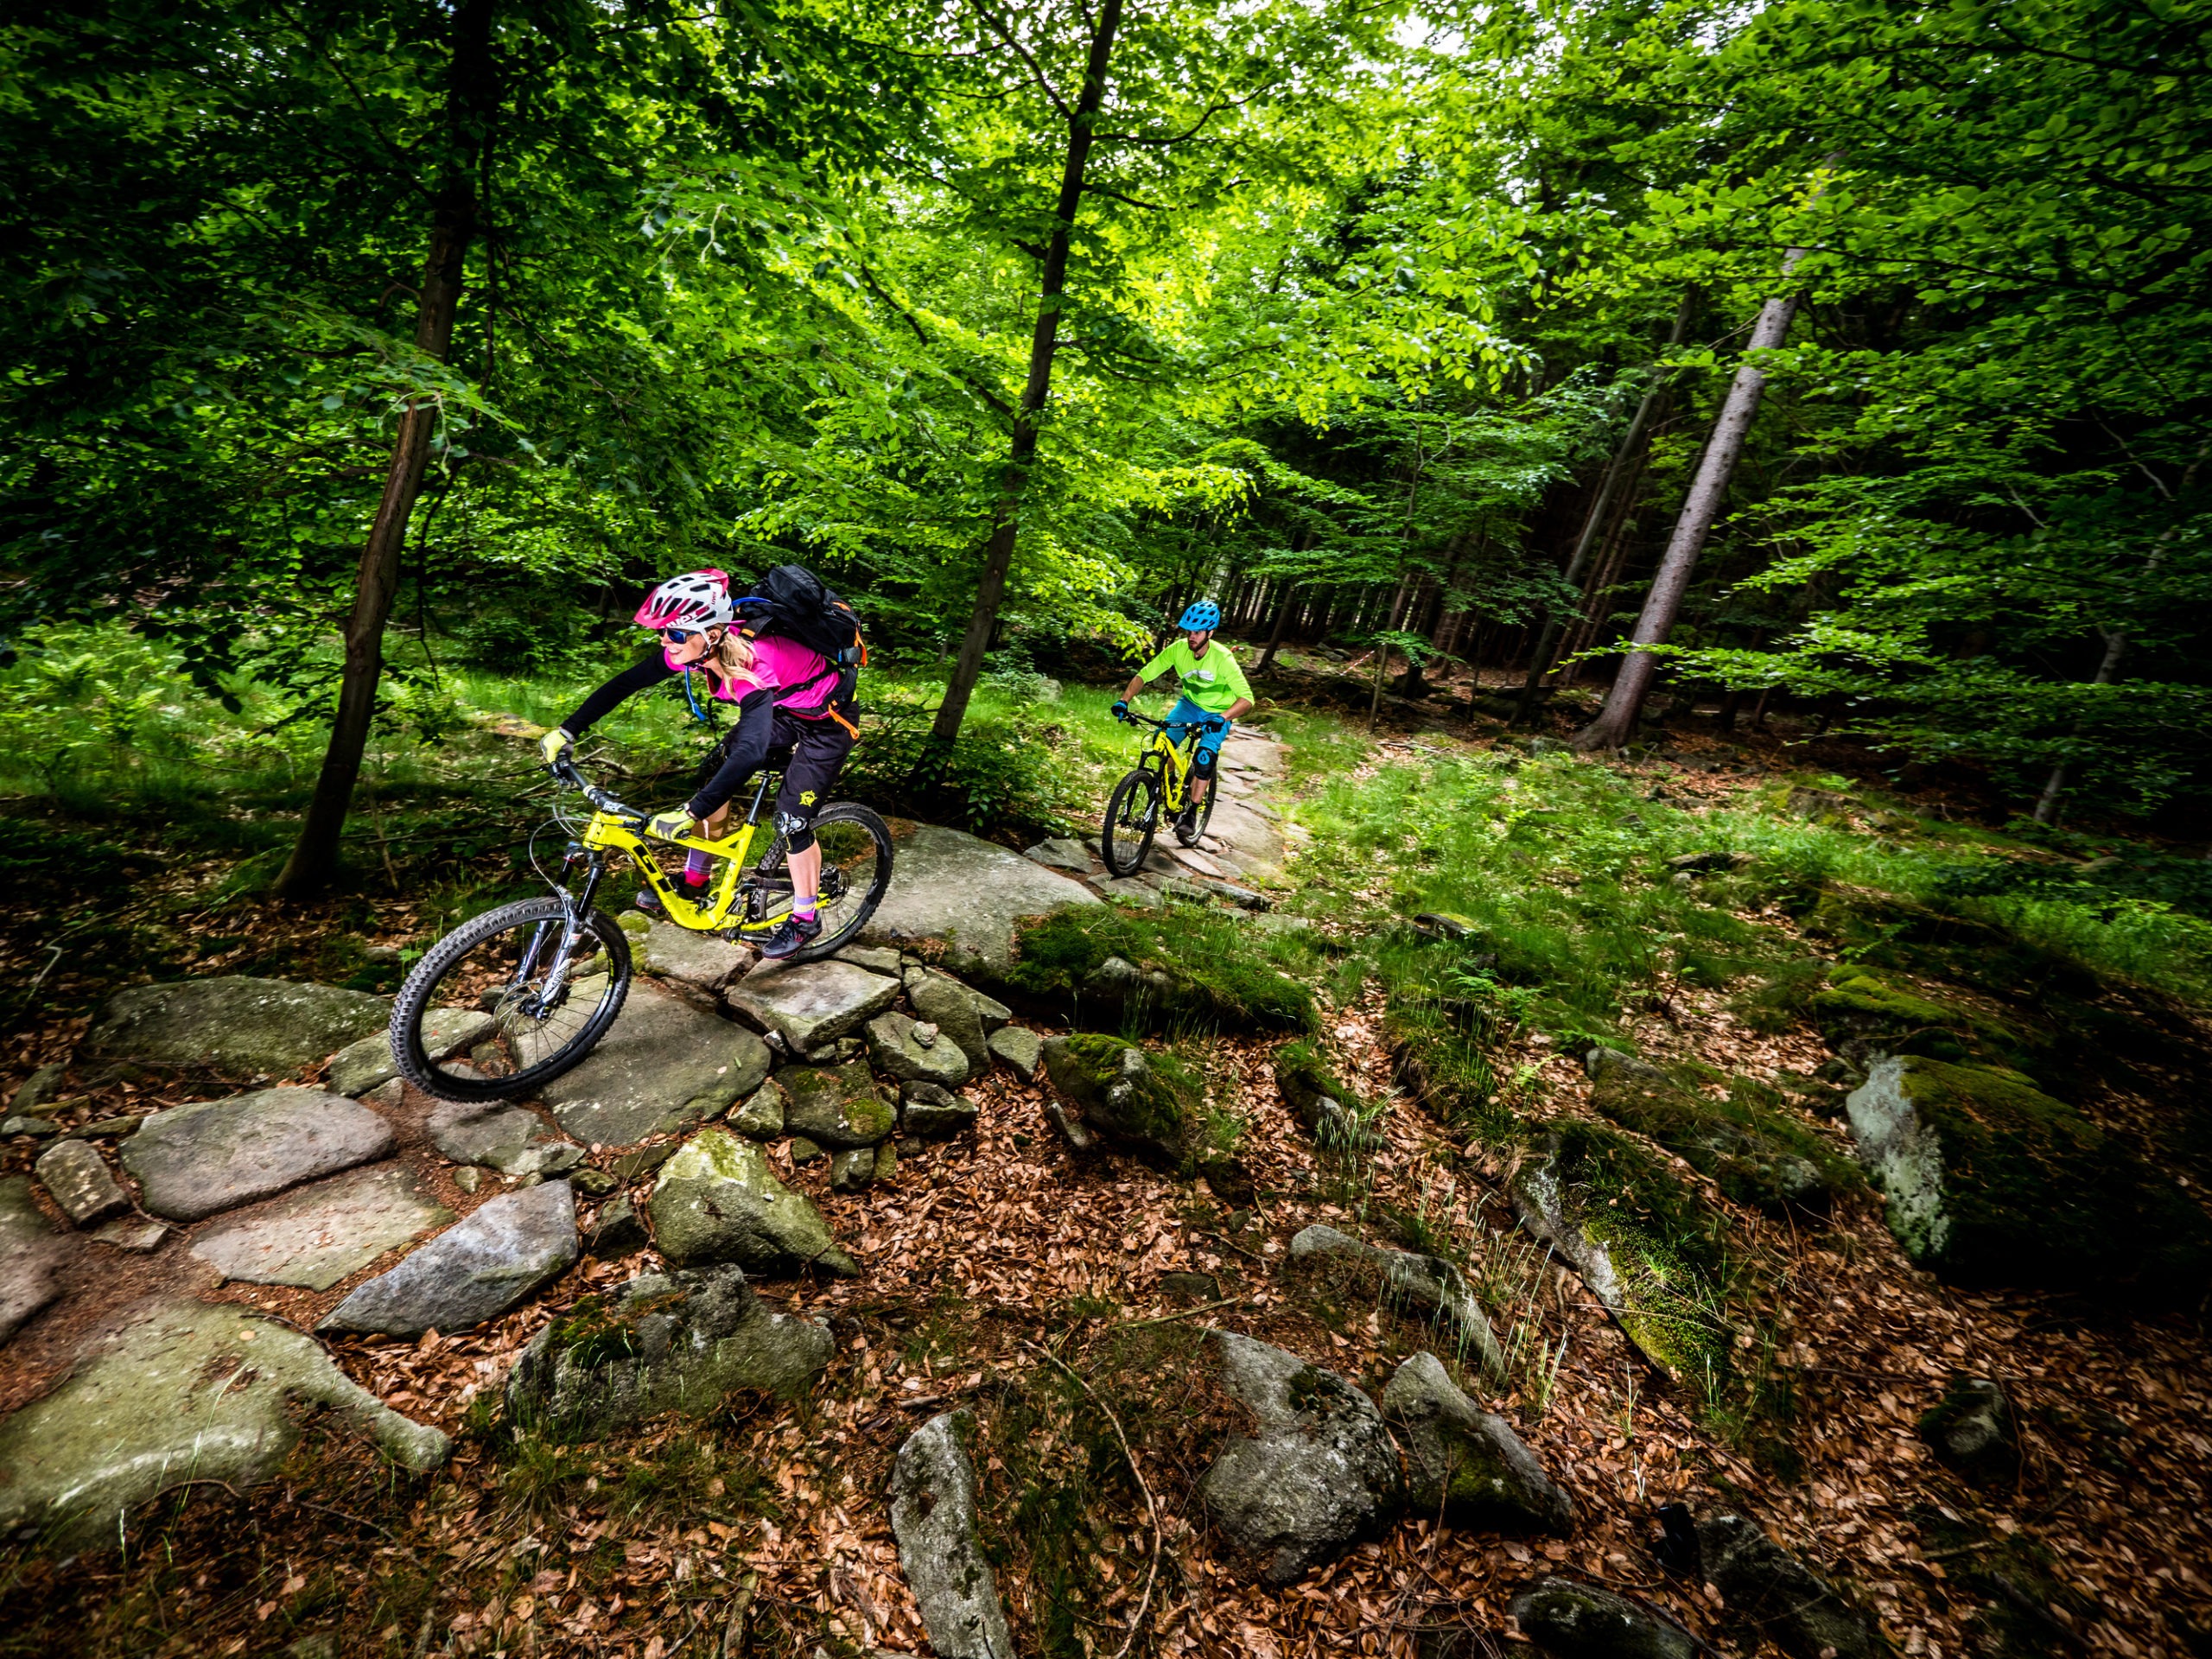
[319,1180,578,1337]
[634,920,754,993]
[429,1100,583,1176]
[85,977,391,1082]
[188,1164,453,1291]
[541,982,771,1147]
[726,958,901,1057]
[0,1175,69,1345]
[0,1295,447,1547]
[122,1088,397,1222]
[861,824,1097,978]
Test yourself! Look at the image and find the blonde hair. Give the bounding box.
[701,626,764,693]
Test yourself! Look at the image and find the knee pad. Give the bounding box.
[775,808,817,855]
[1193,747,1218,780]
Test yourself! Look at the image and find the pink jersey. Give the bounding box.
[664,634,837,715]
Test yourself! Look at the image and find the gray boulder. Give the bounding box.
[902,1081,980,1139]
[542,982,770,1147]
[0,1176,68,1344]
[903,968,1010,1068]
[647,1128,856,1276]
[1197,1331,1404,1586]
[0,1295,446,1547]
[634,919,754,993]
[987,1025,1043,1082]
[1918,1374,2018,1484]
[189,1163,451,1290]
[780,1060,896,1149]
[1509,1578,1700,1659]
[866,1010,972,1089]
[1024,836,1096,874]
[429,1099,584,1176]
[1695,1510,1882,1659]
[122,1087,395,1222]
[505,1265,831,1435]
[1382,1353,1573,1534]
[35,1138,130,1226]
[11,1064,67,1115]
[84,976,391,1082]
[830,1146,877,1193]
[728,1077,786,1140]
[836,944,905,975]
[726,957,901,1056]
[319,1181,578,1337]
[1041,1034,1192,1170]
[327,1007,491,1097]
[1288,1224,1506,1380]
[861,823,1099,979]
[889,1410,1015,1659]
[588,1195,647,1258]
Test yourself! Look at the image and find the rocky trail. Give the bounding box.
[3,721,2209,1659]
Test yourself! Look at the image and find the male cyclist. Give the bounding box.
[1113,600,1255,844]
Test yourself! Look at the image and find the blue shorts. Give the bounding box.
[1166,696,1230,772]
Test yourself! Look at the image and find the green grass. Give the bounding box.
[1003,904,1321,1033]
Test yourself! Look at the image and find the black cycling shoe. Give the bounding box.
[633,886,669,918]
[1173,804,1201,847]
[756,911,823,960]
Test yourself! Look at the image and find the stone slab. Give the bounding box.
[0,1175,68,1344]
[0,1295,448,1546]
[726,958,902,1056]
[649,1128,855,1275]
[122,1087,396,1222]
[319,1181,578,1338]
[85,976,391,1082]
[861,823,1098,978]
[541,982,771,1147]
[988,1026,1044,1083]
[1024,837,1097,874]
[35,1138,130,1226]
[866,1011,971,1089]
[781,1060,896,1149]
[637,921,754,993]
[429,1100,583,1176]
[189,1163,453,1290]
[328,1007,492,1098]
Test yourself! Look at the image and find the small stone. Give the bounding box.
[912,1020,939,1049]
[454,1166,482,1193]
[35,1139,130,1227]
[1919,1375,2018,1484]
[1045,1100,1096,1152]
[1509,1577,1698,1659]
[873,1141,897,1184]
[648,1128,855,1275]
[3,1116,57,1139]
[10,1064,67,1116]
[789,1135,826,1166]
[865,1011,971,1089]
[988,1026,1044,1082]
[587,1195,647,1257]
[830,1146,876,1193]
[286,1634,337,1659]
[90,1218,170,1253]
[319,1182,579,1338]
[361,1077,404,1109]
[901,1081,979,1140]
[798,1036,867,1065]
[729,1078,787,1140]
[569,1166,618,1198]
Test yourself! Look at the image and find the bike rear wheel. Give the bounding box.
[1101,769,1160,877]
[390,899,632,1103]
[749,800,894,962]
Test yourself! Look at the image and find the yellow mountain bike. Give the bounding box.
[1099,710,1218,876]
[388,756,892,1102]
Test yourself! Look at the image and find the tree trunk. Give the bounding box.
[1573,251,1808,751]
[1516,292,1693,724]
[276,0,496,897]
[931,0,1123,743]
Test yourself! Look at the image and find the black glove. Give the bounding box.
[1111,701,1130,722]
[1204,715,1227,734]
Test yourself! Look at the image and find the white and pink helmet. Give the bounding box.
[633,569,734,631]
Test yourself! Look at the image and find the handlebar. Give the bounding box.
[549,757,645,825]
[1119,710,1224,734]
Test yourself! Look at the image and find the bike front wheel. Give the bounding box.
[390,899,633,1103]
[1101,769,1160,877]
[749,800,894,962]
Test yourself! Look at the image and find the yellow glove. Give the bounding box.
[645,810,697,842]
[538,727,575,766]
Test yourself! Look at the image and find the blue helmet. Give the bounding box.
[1178,600,1221,632]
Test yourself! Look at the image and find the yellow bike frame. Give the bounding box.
[578,811,785,936]
[1145,723,1201,814]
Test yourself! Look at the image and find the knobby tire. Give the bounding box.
[1101,769,1159,877]
[748,799,894,962]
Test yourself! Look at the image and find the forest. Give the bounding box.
[3,0,2211,1656]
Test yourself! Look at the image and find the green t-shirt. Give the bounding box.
[1137,638,1253,715]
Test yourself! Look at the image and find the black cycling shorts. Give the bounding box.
[696,704,855,854]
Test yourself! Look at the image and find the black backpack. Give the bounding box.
[734,563,866,709]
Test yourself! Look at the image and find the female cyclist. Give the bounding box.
[537,569,858,959]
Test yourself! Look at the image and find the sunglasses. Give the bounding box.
[662,626,705,644]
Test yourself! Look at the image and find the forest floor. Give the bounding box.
[3,648,2209,1659]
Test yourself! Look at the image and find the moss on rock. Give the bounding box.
[1846,1054,2212,1295]
[1041,1033,1197,1170]
[1006,906,1316,1033]
[1589,1063,1856,1215]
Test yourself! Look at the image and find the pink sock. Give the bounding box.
[683,849,710,887]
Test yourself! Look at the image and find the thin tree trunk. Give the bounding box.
[276,0,495,896]
[931,0,1123,742]
[1573,250,1810,751]
[1516,291,1693,724]
[1556,452,1649,683]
